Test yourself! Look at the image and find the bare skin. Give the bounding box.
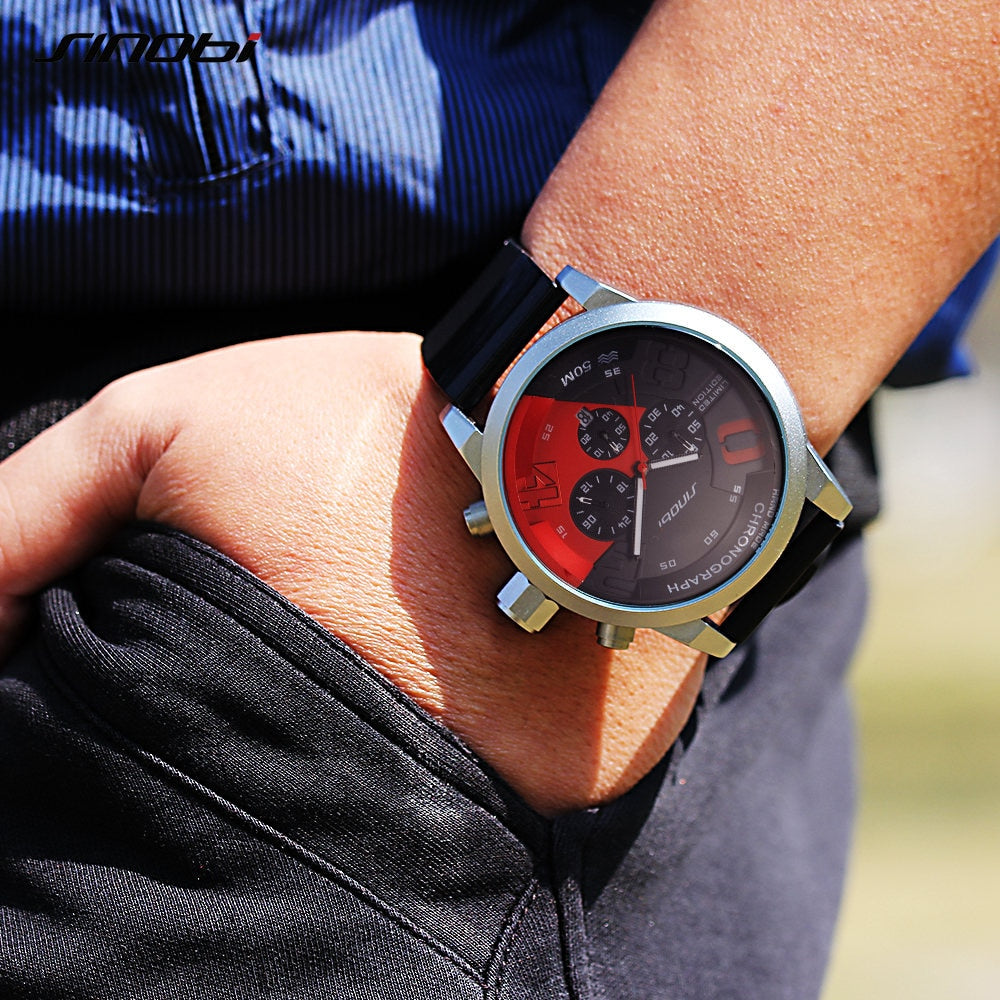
[524,0,1000,456]
[0,334,705,814]
[0,0,997,815]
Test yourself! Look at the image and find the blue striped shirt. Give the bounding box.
[1,0,994,387]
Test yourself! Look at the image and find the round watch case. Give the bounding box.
[478,299,810,632]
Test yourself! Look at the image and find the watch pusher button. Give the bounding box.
[462,499,493,536]
[595,623,636,650]
[497,572,559,633]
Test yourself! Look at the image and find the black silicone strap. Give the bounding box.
[717,504,845,646]
[421,239,567,412]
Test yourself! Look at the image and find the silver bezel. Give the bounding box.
[479,300,810,628]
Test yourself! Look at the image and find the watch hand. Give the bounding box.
[649,452,700,470]
[632,472,645,558]
[630,374,649,559]
[630,375,643,456]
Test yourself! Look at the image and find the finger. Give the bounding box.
[0,385,171,600]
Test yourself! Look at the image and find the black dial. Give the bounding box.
[569,469,636,540]
[577,406,630,460]
[502,324,786,607]
[639,400,703,462]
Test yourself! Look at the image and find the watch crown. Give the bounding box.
[497,572,559,633]
[462,499,493,536]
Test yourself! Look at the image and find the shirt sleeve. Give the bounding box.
[885,238,999,388]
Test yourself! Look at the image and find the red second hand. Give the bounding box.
[630,374,648,486]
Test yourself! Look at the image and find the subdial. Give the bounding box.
[570,469,635,540]
[577,406,630,461]
[639,400,703,463]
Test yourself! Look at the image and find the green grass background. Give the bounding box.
[821,272,1000,998]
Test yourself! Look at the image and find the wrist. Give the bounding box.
[140,332,705,817]
[520,0,1000,457]
[325,355,708,816]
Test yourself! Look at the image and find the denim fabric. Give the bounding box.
[0,521,867,998]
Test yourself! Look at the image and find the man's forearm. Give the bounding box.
[524,0,1000,454]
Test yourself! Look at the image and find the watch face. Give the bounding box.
[500,324,786,607]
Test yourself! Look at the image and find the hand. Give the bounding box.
[649,453,699,470]
[631,471,646,558]
[0,331,706,815]
[629,374,649,558]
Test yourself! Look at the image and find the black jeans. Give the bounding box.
[1,518,866,999]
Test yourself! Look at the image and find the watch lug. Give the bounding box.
[805,444,853,522]
[655,619,736,659]
[440,404,484,482]
[556,266,636,309]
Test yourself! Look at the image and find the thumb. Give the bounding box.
[0,388,171,655]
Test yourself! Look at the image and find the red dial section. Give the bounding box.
[503,395,643,587]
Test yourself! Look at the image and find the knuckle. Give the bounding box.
[83,370,177,483]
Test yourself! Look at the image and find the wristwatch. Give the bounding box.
[421,240,852,657]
